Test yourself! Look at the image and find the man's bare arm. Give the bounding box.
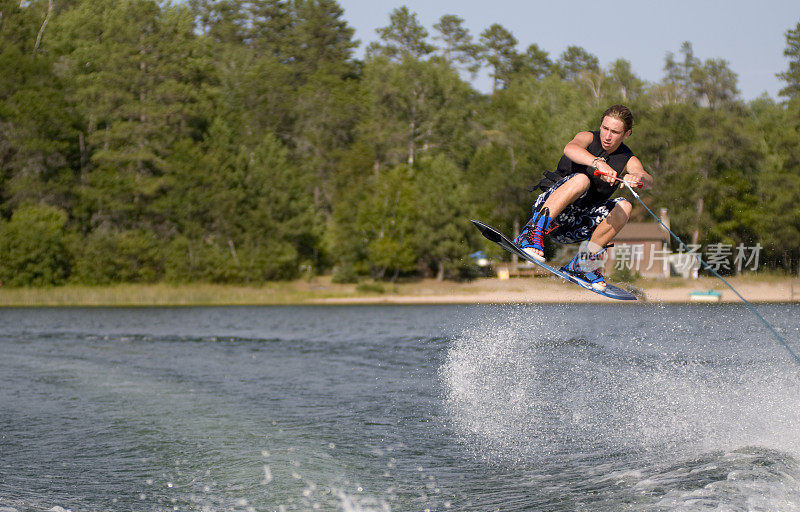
[563,131,598,166]
[623,156,653,190]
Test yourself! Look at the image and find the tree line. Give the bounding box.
[1,0,800,286]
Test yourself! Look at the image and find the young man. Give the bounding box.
[513,104,653,291]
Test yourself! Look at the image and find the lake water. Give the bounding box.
[1,304,800,511]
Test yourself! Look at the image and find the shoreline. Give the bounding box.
[309,277,800,305]
[0,276,797,307]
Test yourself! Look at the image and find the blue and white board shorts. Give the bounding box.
[530,173,627,244]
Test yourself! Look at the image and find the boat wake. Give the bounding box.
[440,305,800,509]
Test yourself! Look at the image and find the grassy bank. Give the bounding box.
[0,278,497,306]
[0,280,365,307]
[0,275,797,306]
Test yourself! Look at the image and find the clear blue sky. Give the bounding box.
[337,0,800,100]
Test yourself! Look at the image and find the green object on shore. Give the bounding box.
[689,289,722,302]
[689,289,722,297]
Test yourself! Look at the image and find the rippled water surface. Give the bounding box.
[1,304,800,511]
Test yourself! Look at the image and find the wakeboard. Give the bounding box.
[471,219,637,301]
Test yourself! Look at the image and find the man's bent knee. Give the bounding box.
[564,173,590,191]
[604,200,631,232]
[542,173,591,217]
[550,173,590,200]
[614,200,632,218]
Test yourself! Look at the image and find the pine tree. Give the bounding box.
[188,0,250,45]
[289,0,360,228]
[367,6,434,62]
[690,58,739,109]
[0,0,78,213]
[291,0,356,77]
[357,164,419,280]
[412,154,470,280]
[607,59,644,102]
[662,41,700,103]
[556,45,600,80]
[778,21,800,98]
[50,0,210,232]
[478,23,519,91]
[0,204,70,286]
[250,0,294,59]
[517,43,552,80]
[433,14,479,75]
[358,56,475,169]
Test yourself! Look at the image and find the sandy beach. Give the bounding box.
[310,276,800,305]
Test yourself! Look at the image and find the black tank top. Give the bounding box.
[539,131,634,205]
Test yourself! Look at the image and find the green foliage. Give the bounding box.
[479,23,519,90]
[659,42,739,109]
[778,22,800,98]
[556,45,600,81]
[607,59,645,102]
[610,265,639,283]
[355,281,388,294]
[0,205,70,287]
[49,0,211,232]
[411,155,470,280]
[358,165,420,279]
[433,14,480,74]
[0,1,78,213]
[368,6,434,62]
[1,1,800,287]
[69,229,163,284]
[331,263,359,284]
[636,103,762,252]
[357,55,476,170]
[518,44,553,81]
[164,236,299,284]
[164,120,312,281]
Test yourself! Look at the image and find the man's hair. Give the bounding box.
[602,104,633,132]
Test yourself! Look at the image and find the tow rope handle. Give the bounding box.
[593,169,644,188]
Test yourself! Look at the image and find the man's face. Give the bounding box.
[599,116,631,152]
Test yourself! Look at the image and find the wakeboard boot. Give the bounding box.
[561,245,612,291]
[513,207,554,262]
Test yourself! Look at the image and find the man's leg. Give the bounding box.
[562,199,632,291]
[517,174,592,260]
[588,200,632,248]
[541,173,591,219]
